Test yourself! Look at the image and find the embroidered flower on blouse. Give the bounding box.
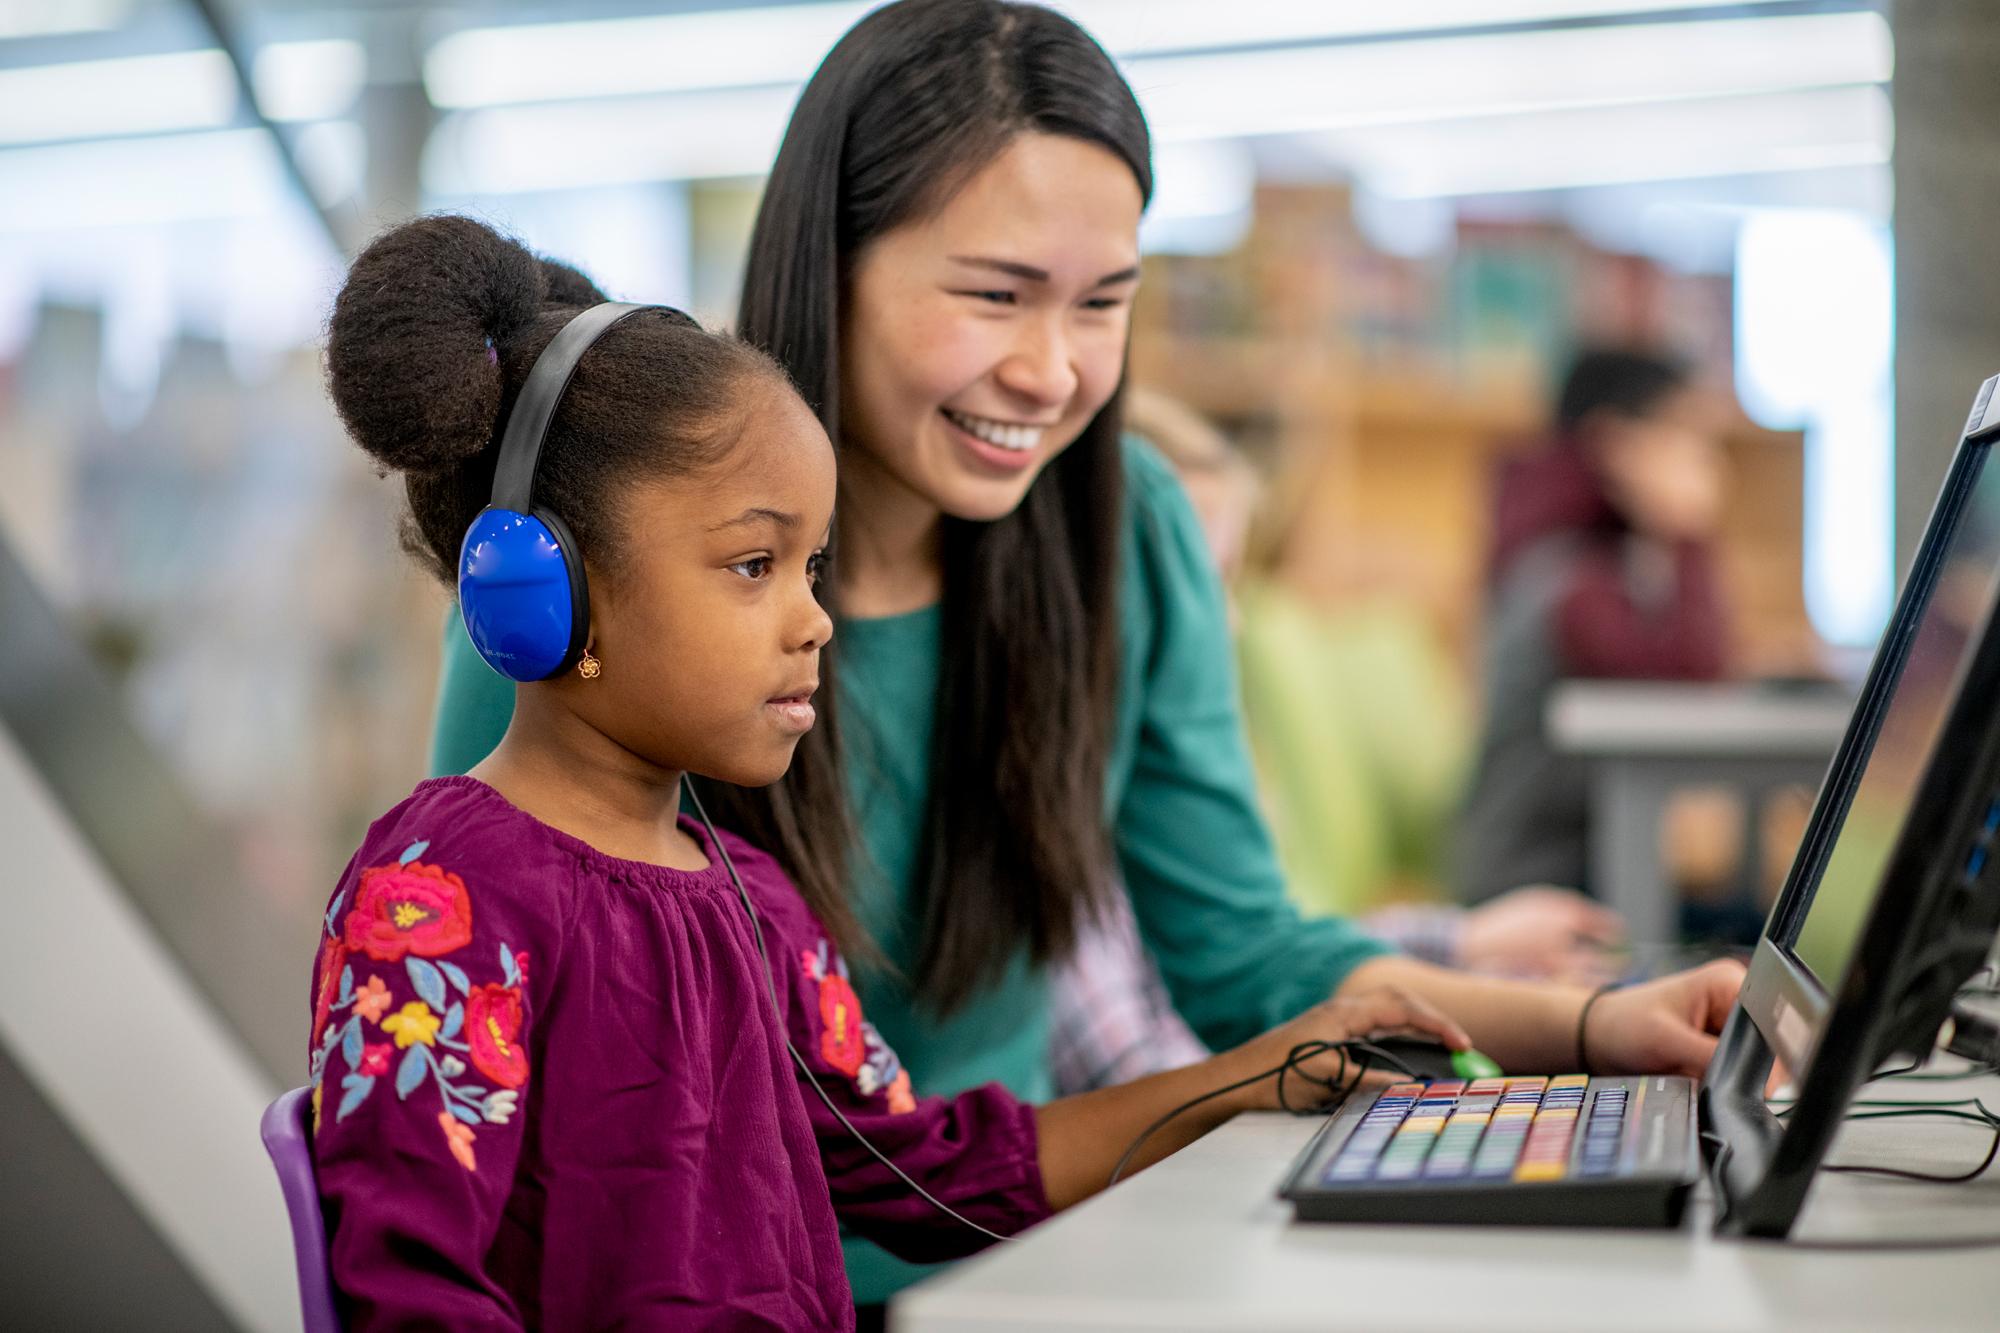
[382,1001,441,1049]
[344,860,475,962]
[438,1111,478,1172]
[800,939,912,1109]
[311,936,348,1047]
[351,974,393,1024]
[817,972,866,1078]
[307,841,529,1173]
[466,983,529,1089]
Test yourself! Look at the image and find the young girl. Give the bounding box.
[312,215,1465,1329]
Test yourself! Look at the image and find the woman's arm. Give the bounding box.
[1034,987,1469,1209]
[1336,953,1745,1079]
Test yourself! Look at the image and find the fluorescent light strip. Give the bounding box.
[1055,0,1818,61]
[251,38,367,123]
[424,86,802,195]
[0,50,237,146]
[1125,11,1891,143]
[1317,85,1892,198]
[0,129,297,230]
[0,0,134,39]
[0,38,368,148]
[424,0,1831,109]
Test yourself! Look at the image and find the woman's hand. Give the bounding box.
[1458,886,1625,983]
[1581,958,1746,1078]
[1240,987,1471,1111]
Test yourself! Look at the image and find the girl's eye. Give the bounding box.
[807,551,829,584]
[727,556,773,581]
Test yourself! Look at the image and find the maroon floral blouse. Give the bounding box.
[308,777,1048,1330]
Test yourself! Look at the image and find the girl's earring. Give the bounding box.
[577,646,602,680]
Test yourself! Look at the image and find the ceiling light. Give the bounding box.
[0,51,237,147]
[423,0,1840,110]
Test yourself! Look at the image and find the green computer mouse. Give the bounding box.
[1451,1047,1504,1080]
[1365,1035,1504,1081]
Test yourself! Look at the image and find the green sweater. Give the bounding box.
[427,436,1391,1302]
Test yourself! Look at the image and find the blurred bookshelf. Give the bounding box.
[1130,183,1817,679]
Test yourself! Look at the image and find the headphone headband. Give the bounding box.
[490,301,652,513]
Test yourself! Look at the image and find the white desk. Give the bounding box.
[1547,682,1853,945]
[893,1074,2000,1332]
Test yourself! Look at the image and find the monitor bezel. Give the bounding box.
[1701,378,2000,1237]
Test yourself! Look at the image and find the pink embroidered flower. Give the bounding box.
[358,1043,393,1077]
[311,936,347,1047]
[352,975,393,1024]
[466,984,529,1089]
[514,951,530,985]
[438,1111,477,1172]
[885,1069,915,1115]
[344,860,474,962]
[817,972,866,1079]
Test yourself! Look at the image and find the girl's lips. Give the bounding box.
[941,408,1041,473]
[766,695,817,733]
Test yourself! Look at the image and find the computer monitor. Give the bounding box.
[1702,374,2000,1238]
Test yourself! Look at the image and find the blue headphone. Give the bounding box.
[458,301,663,681]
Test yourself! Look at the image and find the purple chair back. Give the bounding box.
[259,1087,342,1333]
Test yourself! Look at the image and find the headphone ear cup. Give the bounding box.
[534,505,591,675]
[458,506,587,682]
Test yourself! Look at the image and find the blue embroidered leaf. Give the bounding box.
[399,839,430,864]
[441,1002,464,1041]
[501,943,520,988]
[449,1103,481,1126]
[438,960,471,996]
[451,1084,487,1102]
[338,965,354,1005]
[395,1045,428,1099]
[323,890,346,935]
[407,957,447,1010]
[336,1075,375,1121]
[341,1020,363,1071]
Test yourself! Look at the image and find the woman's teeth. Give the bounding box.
[944,409,1043,452]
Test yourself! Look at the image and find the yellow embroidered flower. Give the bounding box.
[312,1082,324,1131]
[381,1000,441,1049]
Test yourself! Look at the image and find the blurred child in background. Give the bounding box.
[1454,348,1732,908]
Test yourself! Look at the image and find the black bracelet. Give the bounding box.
[1576,982,1618,1074]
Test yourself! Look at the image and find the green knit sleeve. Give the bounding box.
[1113,438,1393,1051]
[426,612,516,777]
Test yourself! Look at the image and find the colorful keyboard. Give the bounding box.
[1280,1074,1698,1228]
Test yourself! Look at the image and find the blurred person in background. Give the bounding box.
[1455,347,1732,908]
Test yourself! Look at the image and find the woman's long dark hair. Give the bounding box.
[718,0,1152,1013]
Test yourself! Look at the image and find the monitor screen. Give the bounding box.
[1785,443,2000,992]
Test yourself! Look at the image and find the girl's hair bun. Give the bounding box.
[326,215,605,476]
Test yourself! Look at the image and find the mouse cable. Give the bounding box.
[1105,1041,1426,1191]
[687,784,1014,1246]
